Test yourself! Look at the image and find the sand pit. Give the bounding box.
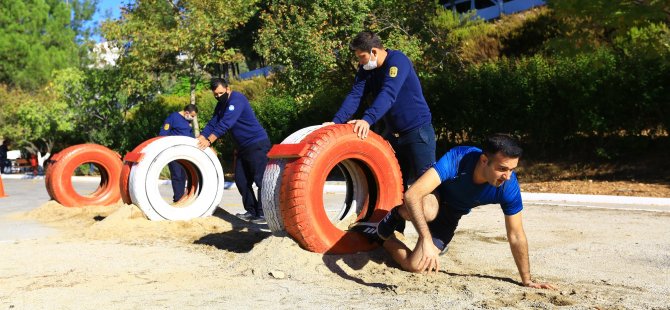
[1,201,669,308]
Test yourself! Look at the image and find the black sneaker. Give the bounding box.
[348,222,386,244]
[250,216,267,225]
[235,211,254,221]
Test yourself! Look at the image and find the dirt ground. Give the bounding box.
[518,160,670,198]
[521,180,670,197]
[1,200,669,309]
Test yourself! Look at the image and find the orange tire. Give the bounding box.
[45,144,123,207]
[280,124,403,254]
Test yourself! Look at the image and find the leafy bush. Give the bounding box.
[425,48,670,155]
[251,93,300,143]
[230,76,271,102]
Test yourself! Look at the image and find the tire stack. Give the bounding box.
[44,125,403,250]
[45,137,224,221]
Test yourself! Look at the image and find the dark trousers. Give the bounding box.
[168,161,186,203]
[235,139,271,217]
[386,123,436,234]
[386,123,437,187]
[428,203,464,251]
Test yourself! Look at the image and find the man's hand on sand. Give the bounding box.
[417,237,440,274]
[347,119,370,140]
[523,281,557,290]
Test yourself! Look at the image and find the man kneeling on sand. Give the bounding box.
[351,134,556,289]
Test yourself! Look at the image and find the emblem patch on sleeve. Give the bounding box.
[389,66,398,78]
[164,124,170,130]
[229,105,235,111]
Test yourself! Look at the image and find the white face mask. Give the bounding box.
[362,49,378,70]
[184,114,194,121]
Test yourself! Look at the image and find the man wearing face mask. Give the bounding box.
[328,31,436,190]
[159,104,198,203]
[196,78,271,224]
[350,134,556,290]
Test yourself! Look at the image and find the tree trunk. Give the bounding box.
[190,59,201,136]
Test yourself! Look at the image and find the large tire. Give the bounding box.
[261,125,324,234]
[127,136,224,221]
[45,144,123,207]
[280,124,403,254]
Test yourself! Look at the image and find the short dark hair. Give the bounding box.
[349,31,383,52]
[210,77,229,91]
[482,134,523,159]
[183,104,198,113]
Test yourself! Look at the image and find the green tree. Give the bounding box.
[255,0,441,98]
[101,0,260,135]
[0,0,97,89]
[51,67,132,150]
[424,7,493,71]
[0,85,74,153]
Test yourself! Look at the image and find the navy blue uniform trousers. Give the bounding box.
[235,139,271,217]
[386,123,436,187]
[168,161,186,203]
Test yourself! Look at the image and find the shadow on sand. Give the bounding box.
[193,208,271,253]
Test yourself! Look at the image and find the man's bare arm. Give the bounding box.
[505,213,557,289]
[404,168,442,273]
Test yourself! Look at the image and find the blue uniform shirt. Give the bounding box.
[432,146,523,216]
[201,91,269,148]
[332,49,432,135]
[159,112,194,137]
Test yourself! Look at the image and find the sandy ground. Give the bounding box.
[1,179,669,309]
[1,203,668,309]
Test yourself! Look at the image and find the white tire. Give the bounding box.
[128,136,224,221]
[261,125,323,234]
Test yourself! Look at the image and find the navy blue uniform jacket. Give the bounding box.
[332,49,432,135]
[159,112,194,137]
[201,91,269,148]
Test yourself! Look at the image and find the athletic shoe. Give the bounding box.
[250,216,267,225]
[348,222,386,244]
[235,211,254,221]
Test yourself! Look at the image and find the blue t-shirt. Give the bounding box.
[201,91,269,148]
[158,112,194,137]
[432,146,523,216]
[332,49,432,135]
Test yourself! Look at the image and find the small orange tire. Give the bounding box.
[45,144,123,207]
